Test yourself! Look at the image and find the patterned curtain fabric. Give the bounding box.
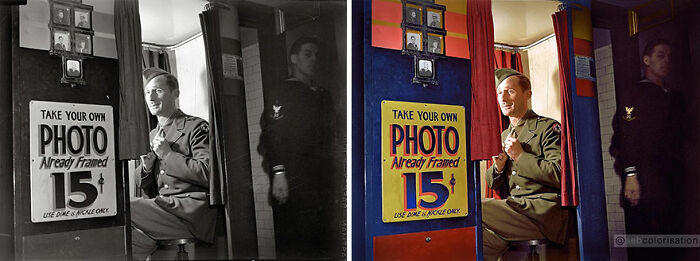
[115,0,149,160]
[467,0,500,161]
[553,10,579,206]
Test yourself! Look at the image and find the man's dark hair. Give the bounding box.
[641,39,671,61]
[289,36,320,58]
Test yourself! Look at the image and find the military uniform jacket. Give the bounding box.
[137,110,216,242]
[485,110,568,244]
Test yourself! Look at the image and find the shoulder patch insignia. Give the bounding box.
[270,101,284,120]
[623,106,636,122]
[200,122,209,133]
[552,123,561,134]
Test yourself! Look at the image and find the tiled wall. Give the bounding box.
[593,44,627,261]
[242,42,276,260]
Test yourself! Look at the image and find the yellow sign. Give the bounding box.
[381,100,468,222]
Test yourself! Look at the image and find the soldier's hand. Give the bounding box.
[272,173,289,204]
[152,136,172,159]
[624,176,641,206]
[491,153,507,172]
[503,136,524,161]
[140,152,156,173]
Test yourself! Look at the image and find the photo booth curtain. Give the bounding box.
[115,0,149,160]
[467,0,501,161]
[200,8,225,206]
[484,50,524,199]
[553,10,579,206]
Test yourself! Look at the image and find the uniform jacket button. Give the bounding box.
[511,171,516,176]
[160,170,165,175]
[515,185,521,190]
[164,184,169,189]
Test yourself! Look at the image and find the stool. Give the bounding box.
[156,238,198,260]
[507,239,549,261]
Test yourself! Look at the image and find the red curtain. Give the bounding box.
[553,10,579,206]
[467,0,500,161]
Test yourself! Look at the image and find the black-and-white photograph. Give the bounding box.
[52,29,71,51]
[74,8,92,29]
[427,34,443,54]
[405,5,422,25]
[74,33,92,55]
[427,9,442,28]
[64,58,81,77]
[405,30,422,51]
[52,4,71,26]
[417,59,433,77]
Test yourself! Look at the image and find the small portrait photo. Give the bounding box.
[52,4,71,26]
[74,8,92,29]
[427,34,444,54]
[405,30,422,51]
[65,58,82,78]
[427,9,443,29]
[417,59,433,78]
[52,29,71,52]
[404,5,422,25]
[74,33,92,55]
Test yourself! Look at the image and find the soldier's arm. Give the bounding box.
[485,162,507,190]
[160,121,210,187]
[512,121,561,188]
[135,155,157,198]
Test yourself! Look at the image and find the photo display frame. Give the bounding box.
[401,0,446,86]
[49,0,94,87]
[61,56,85,85]
[413,56,438,85]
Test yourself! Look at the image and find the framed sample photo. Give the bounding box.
[413,56,438,86]
[62,57,85,85]
[74,32,93,56]
[74,6,93,30]
[426,33,444,55]
[426,8,444,29]
[51,3,71,26]
[404,29,422,52]
[404,4,422,25]
[51,28,71,53]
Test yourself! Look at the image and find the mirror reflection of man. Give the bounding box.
[258,37,340,259]
[407,35,418,50]
[54,35,66,51]
[481,69,568,261]
[610,39,684,260]
[419,61,431,77]
[66,61,80,77]
[130,68,216,260]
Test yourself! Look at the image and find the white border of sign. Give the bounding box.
[29,101,117,223]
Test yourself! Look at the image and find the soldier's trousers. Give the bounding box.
[130,198,194,260]
[481,198,545,261]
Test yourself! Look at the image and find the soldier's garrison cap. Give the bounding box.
[495,68,523,88]
[143,67,170,86]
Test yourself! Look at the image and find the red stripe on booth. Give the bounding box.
[372,24,403,50]
[374,227,476,260]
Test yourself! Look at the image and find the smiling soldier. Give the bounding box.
[130,68,215,260]
[481,68,568,261]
